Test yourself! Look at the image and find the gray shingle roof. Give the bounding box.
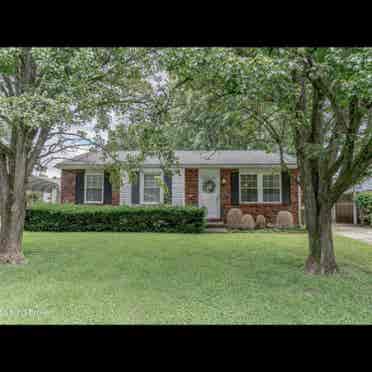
[55,150,297,168]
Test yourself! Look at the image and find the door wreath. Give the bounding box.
[202,179,216,193]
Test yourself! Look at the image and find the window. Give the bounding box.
[263,174,281,202]
[240,174,258,202]
[239,172,282,203]
[143,173,162,204]
[85,173,104,203]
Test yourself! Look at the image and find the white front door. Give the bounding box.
[199,168,220,219]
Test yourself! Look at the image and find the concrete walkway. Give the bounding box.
[334,224,372,245]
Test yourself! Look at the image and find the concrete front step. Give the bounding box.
[205,227,228,233]
[206,220,225,227]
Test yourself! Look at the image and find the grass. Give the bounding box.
[0,231,372,324]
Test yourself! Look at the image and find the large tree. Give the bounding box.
[161,47,372,274]
[0,47,155,263]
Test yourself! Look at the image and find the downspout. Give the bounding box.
[298,182,302,226]
[353,186,357,225]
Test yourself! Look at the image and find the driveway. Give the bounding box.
[334,224,372,245]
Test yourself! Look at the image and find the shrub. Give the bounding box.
[226,208,243,229]
[276,211,294,228]
[355,192,372,225]
[240,214,255,230]
[25,203,206,233]
[256,215,266,229]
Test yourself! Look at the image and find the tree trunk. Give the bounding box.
[0,192,27,264]
[0,131,28,265]
[305,203,338,275]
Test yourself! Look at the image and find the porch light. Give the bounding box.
[221,177,227,185]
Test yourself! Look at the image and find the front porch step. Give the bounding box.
[206,220,226,228]
[206,227,228,233]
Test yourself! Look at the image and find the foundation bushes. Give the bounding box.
[25,203,206,233]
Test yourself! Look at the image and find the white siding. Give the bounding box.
[120,171,131,205]
[172,168,185,206]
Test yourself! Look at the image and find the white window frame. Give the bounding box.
[262,173,282,204]
[239,170,282,204]
[84,171,104,204]
[140,169,164,205]
[239,173,259,204]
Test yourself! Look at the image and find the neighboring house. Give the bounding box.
[333,177,372,224]
[27,175,60,203]
[55,150,300,224]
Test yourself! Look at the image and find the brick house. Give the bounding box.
[56,150,300,225]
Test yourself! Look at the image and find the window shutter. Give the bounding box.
[281,171,291,205]
[131,171,140,205]
[164,172,172,204]
[75,171,85,204]
[231,170,240,206]
[103,172,112,204]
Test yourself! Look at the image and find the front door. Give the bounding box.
[199,168,220,219]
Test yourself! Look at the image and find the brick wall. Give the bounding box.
[61,169,78,203]
[112,190,120,206]
[221,168,299,225]
[185,168,199,206]
[220,168,233,218]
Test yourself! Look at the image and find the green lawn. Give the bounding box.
[1,231,372,324]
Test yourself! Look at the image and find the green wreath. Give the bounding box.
[202,179,216,193]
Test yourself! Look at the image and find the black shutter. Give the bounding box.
[75,171,85,204]
[164,173,172,204]
[281,171,291,205]
[231,170,240,206]
[131,171,140,205]
[103,172,112,204]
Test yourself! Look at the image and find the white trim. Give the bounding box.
[84,171,104,204]
[139,168,164,205]
[239,170,282,204]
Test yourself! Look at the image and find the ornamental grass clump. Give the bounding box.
[256,215,266,229]
[240,214,255,230]
[277,211,294,228]
[226,208,243,229]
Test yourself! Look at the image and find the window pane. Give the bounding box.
[144,174,159,188]
[144,188,160,203]
[241,174,257,188]
[241,189,258,202]
[87,175,103,188]
[86,189,103,202]
[263,189,280,202]
[263,174,280,188]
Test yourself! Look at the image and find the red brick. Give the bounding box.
[61,170,78,204]
[185,168,199,206]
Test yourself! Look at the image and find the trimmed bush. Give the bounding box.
[241,214,255,230]
[256,215,266,229]
[226,208,243,229]
[276,211,294,228]
[355,192,372,225]
[25,203,206,233]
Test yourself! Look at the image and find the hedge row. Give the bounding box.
[25,203,206,233]
[355,192,372,225]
